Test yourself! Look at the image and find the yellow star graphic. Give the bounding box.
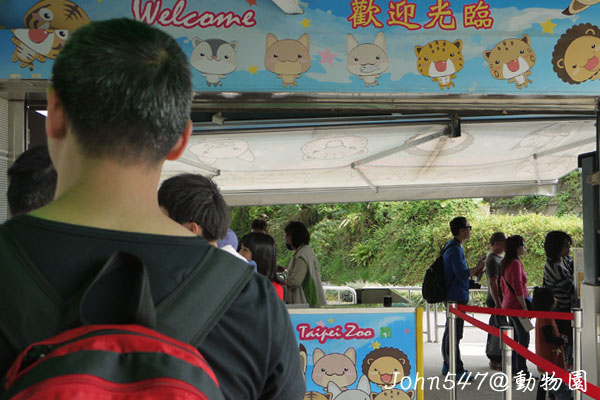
[300,18,311,28]
[328,318,334,323]
[540,18,557,35]
[372,341,381,350]
[248,65,258,75]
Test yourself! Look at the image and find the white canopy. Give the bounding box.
[163,116,595,205]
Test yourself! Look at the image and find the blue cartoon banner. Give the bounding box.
[0,0,599,95]
[289,308,423,400]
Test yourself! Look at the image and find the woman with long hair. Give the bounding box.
[238,232,285,301]
[543,230,576,367]
[499,235,531,377]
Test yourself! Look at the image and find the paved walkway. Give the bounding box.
[422,312,541,400]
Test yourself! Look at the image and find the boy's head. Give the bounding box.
[489,232,506,253]
[158,174,230,244]
[532,286,556,311]
[7,145,57,216]
[48,18,192,166]
[251,218,268,233]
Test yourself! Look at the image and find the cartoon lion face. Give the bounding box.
[24,0,90,30]
[483,35,536,80]
[361,347,411,388]
[553,23,600,84]
[414,40,464,78]
[264,34,311,76]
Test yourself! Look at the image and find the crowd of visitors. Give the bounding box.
[441,216,578,398]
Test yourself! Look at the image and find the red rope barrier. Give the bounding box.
[449,306,600,398]
[457,304,574,320]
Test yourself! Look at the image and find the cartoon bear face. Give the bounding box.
[414,39,464,78]
[483,35,536,80]
[24,0,90,30]
[346,32,389,76]
[191,38,239,75]
[264,33,311,75]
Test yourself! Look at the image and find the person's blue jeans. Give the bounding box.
[509,316,530,374]
[442,301,466,373]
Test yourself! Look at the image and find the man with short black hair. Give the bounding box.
[484,231,506,371]
[251,217,268,233]
[0,18,304,399]
[441,216,484,379]
[7,145,57,216]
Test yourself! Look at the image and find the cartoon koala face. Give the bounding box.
[191,38,239,75]
[24,0,90,30]
[264,34,311,75]
[484,35,536,80]
[346,32,389,76]
[414,39,464,78]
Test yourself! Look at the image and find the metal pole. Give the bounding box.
[426,303,432,343]
[448,302,457,400]
[573,308,583,400]
[500,326,513,400]
[434,303,439,343]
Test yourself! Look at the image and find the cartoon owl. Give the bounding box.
[24,0,90,30]
[414,39,464,90]
[265,33,311,88]
[483,35,536,89]
[11,28,68,71]
[346,32,389,87]
[190,38,239,87]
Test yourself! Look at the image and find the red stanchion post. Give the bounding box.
[573,308,582,400]
[500,325,513,400]
[448,302,457,400]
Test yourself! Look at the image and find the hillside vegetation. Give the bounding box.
[230,172,583,287]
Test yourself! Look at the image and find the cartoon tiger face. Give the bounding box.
[484,35,536,81]
[414,40,464,89]
[11,28,69,70]
[24,0,90,30]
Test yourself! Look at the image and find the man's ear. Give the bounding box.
[165,119,192,161]
[182,221,201,235]
[45,87,67,140]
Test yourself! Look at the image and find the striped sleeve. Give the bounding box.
[543,259,575,310]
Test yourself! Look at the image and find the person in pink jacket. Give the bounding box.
[499,235,532,377]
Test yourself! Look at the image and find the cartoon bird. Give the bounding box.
[483,35,536,89]
[562,0,600,15]
[265,33,311,88]
[346,32,389,87]
[190,38,239,87]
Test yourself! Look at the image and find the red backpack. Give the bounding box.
[0,238,253,400]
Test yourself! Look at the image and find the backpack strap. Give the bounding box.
[155,246,254,347]
[0,225,65,352]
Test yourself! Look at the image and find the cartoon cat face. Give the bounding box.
[264,33,311,75]
[24,0,90,30]
[346,32,389,76]
[191,38,239,75]
[312,348,357,390]
[370,389,415,400]
[414,39,464,78]
[484,35,536,80]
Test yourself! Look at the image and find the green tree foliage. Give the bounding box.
[230,197,583,287]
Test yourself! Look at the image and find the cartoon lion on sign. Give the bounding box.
[552,23,600,84]
[361,347,411,389]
